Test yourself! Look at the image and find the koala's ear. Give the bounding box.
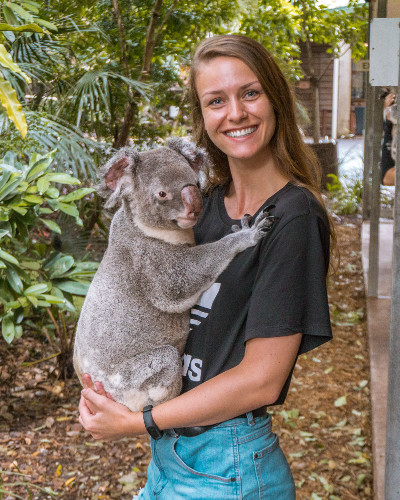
[103,148,140,191]
[166,137,209,173]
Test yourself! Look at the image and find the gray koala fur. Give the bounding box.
[73,137,276,412]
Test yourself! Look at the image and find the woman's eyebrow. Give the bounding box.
[200,80,261,99]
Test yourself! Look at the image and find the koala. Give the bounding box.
[73,138,276,412]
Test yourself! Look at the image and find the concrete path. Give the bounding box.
[361,221,394,500]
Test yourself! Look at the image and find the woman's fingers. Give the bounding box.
[82,373,95,390]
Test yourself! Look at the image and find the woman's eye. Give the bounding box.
[245,90,259,98]
[209,97,223,106]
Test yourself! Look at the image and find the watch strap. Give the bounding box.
[143,405,163,440]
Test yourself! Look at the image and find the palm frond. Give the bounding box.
[57,71,152,127]
[0,110,111,180]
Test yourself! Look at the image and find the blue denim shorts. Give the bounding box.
[138,412,295,499]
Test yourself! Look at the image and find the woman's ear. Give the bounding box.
[166,137,209,174]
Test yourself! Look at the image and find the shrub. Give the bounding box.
[325,173,362,215]
[0,149,98,376]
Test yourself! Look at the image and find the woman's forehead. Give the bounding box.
[195,57,261,96]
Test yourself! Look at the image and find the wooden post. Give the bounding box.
[367,86,383,297]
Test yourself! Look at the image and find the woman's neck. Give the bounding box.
[224,155,289,220]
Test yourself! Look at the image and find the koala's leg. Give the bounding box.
[104,345,182,412]
[144,211,277,313]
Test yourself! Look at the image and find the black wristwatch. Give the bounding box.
[142,405,163,440]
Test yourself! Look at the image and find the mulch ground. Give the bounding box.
[0,217,372,499]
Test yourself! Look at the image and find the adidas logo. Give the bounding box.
[189,283,221,331]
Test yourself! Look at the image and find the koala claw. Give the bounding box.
[240,214,252,229]
[262,204,276,214]
[252,210,279,238]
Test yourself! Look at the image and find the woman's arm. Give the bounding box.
[78,333,302,440]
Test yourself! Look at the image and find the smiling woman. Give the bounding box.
[78,35,334,500]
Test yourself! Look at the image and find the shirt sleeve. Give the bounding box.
[244,212,332,354]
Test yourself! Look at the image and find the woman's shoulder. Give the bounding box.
[273,183,329,228]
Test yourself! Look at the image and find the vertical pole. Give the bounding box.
[332,57,339,140]
[368,86,383,297]
[362,0,374,221]
[384,22,400,500]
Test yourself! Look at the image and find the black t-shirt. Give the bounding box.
[181,182,332,406]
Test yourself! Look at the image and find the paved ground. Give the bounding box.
[362,221,393,500]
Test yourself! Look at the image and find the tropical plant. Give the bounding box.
[0,149,98,377]
[0,0,57,137]
[326,173,362,215]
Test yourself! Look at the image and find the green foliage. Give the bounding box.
[0,149,98,345]
[0,0,57,137]
[291,0,368,59]
[326,173,362,215]
[0,468,58,498]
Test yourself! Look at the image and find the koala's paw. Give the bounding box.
[249,205,279,242]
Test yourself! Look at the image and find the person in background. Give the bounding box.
[381,89,397,186]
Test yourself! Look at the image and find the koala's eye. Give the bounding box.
[159,191,167,198]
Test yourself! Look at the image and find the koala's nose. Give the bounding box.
[181,185,202,218]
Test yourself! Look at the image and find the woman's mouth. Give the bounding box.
[225,126,257,138]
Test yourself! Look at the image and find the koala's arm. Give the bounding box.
[140,227,261,313]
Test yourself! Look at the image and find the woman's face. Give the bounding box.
[195,56,276,165]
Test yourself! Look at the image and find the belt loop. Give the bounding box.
[246,411,255,426]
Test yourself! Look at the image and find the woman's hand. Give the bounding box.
[78,374,145,441]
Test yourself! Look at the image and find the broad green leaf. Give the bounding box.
[3,5,18,26]
[26,294,39,307]
[38,207,52,214]
[26,151,56,182]
[15,324,23,338]
[11,206,27,215]
[7,3,33,22]
[37,300,51,307]
[40,218,61,234]
[50,201,80,218]
[53,280,90,296]
[0,228,10,239]
[2,315,15,343]
[0,44,31,83]
[23,283,49,296]
[45,187,59,198]
[0,248,19,265]
[38,294,65,304]
[48,255,74,278]
[45,173,80,185]
[0,174,23,201]
[0,22,43,33]
[0,260,6,269]
[0,73,28,138]
[20,260,41,270]
[34,18,58,31]
[21,2,39,13]
[37,177,50,193]
[59,188,95,202]
[5,266,23,294]
[23,194,43,204]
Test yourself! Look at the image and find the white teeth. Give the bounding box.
[226,126,257,138]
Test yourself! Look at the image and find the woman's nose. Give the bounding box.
[227,98,247,122]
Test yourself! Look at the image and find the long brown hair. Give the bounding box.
[189,34,336,262]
